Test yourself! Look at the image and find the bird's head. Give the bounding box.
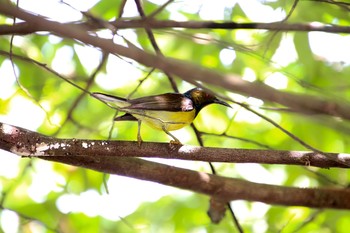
[184,88,231,112]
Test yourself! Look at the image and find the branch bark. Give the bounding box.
[1,3,350,121]
[1,122,349,168]
[1,122,350,209]
[0,18,349,36]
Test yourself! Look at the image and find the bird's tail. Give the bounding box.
[92,92,130,109]
[114,113,138,121]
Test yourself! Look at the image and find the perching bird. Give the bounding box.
[92,88,231,144]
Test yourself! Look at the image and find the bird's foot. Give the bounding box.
[169,139,182,150]
[170,139,182,145]
[137,135,143,147]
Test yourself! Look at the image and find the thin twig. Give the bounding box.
[52,52,108,136]
[149,0,174,18]
[133,0,178,92]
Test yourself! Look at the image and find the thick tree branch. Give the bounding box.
[43,156,350,209]
[1,122,349,168]
[1,122,350,209]
[1,3,350,121]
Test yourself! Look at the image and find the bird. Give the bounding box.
[92,88,231,145]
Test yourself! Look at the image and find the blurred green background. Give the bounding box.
[1,0,350,232]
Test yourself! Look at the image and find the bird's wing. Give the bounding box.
[92,92,130,109]
[126,93,194,112]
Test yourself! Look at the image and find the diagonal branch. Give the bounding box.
[1,122,350,209]
[1,3,350,122]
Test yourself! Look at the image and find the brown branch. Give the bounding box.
[1,18,350,36]
[1,122,350,209]
[1,4,350,122]
[44,155,350,209]
[1,122,349,168]
[114,20,350,33]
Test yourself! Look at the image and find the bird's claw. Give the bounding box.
[169,140,182,150]
[170,140,182,145]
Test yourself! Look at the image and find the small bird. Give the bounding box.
[92,88,231,145]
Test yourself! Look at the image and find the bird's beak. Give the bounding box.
[214,98,231,108]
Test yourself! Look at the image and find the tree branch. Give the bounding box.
[1,3,350,122]
[1,122,350,209]
[0,18,349,36]
[1,122,349,168]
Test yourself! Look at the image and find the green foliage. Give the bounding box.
[1,0,350,232]
[113,194,237,233]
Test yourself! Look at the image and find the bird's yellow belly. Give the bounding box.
[131,110,196,131]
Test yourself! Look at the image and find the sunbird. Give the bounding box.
[92,88,231,144]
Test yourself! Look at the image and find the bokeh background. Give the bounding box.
[1,0,350,232]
